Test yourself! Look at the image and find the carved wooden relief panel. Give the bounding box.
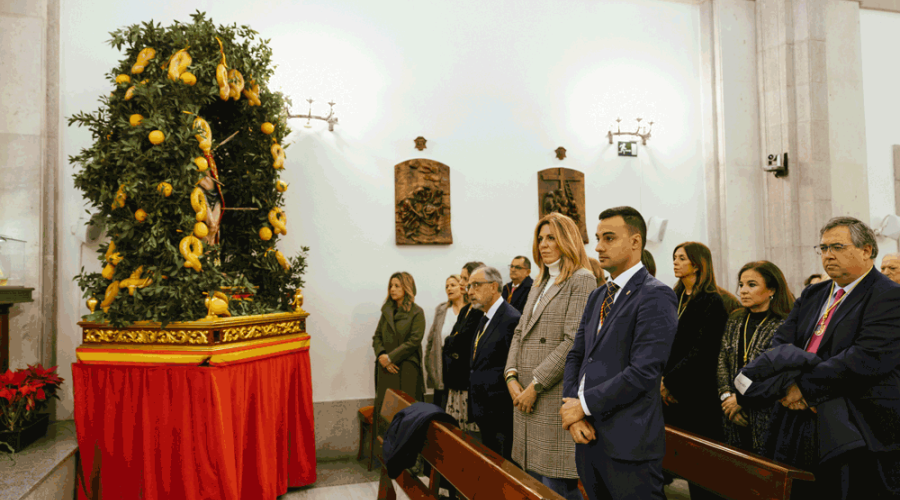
[537,167,588,243]
[395,159,452,245]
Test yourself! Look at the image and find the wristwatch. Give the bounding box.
[534,382,544,394]
[720,392,733,402]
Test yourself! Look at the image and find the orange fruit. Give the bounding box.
[129,114,144,127]
[135,209,148,222]
[276,180,288,192]
[156,182,172,197]
[259,227,273,241]
[180,72,197,86]
[261,122,275,135]
[149,130,165,144]
[194,157,208,172]
[116,74,131,85]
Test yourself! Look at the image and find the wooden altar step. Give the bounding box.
[0,420,78,500]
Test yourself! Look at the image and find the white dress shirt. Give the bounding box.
[579,261,645,416]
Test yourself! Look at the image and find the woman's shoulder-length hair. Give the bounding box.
[385,271,417,312]
[532,212,590,286]
[673,241,720,296]
[737,260,795,319]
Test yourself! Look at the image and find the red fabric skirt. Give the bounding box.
[72,349,316,499]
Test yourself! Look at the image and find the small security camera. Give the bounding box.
[763,152,788,178]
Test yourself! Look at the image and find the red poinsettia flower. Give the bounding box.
[0,387,15,401]
[19,384,36,396]
[34,386,46,400]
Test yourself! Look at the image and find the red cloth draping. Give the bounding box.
[72,349,316,500]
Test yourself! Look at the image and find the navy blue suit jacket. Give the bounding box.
[563,266,678,461]
[469,300,521,424]
[770,268,900,453]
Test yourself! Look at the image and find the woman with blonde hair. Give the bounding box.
[424,274,467,410]
[504,213,595,500]
[372,272,426,418]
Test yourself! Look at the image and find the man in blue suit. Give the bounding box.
[467,265,521,459]
[561,206,678,500]
[768,216,900,498]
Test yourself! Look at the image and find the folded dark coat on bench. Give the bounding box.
[382,402,457,479]
[738,344,865,465]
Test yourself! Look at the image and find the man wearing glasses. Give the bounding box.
[766,216,900,498]
[502,256,533,314]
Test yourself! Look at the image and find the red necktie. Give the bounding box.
[806,288,846,354]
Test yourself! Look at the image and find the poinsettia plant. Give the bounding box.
[0,365,64,431]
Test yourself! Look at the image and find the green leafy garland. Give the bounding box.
[70,12,307,327]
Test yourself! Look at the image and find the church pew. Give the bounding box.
[663,425,815,500]
[375,388,565,500]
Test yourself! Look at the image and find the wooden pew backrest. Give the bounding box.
[379,389,565,500]
[663,425,814,500]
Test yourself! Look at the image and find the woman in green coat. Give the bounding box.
[373,271,426,419]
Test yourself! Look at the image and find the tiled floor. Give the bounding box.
[279,458,692,499]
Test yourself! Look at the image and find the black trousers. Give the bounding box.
[791,448,900,499]
[477,419,512,461]
[576,445,666,500]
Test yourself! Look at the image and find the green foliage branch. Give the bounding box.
[70,12,307,327]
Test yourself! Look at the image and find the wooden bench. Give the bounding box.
[375,388,566,500]
[663,425,815,500]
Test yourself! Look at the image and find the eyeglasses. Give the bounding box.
[815,243,851,256]
[508,265,528,271]
[465,281,491,291]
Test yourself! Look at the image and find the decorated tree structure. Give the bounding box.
[70,12,307,327]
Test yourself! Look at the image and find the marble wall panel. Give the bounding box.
[0,15,45,136]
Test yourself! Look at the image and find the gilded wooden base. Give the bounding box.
[76,311,310,365]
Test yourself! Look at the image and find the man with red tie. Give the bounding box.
[770,216,900,498]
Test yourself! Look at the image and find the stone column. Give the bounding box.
[699,0,766,291]
[0,0,60,369]
[756,0,869,289]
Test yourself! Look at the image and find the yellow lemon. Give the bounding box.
[156,182,172,197]
[116,74,131,85]
[261,122,275,135]
[149,130,165,145]
[276,180,288,193]
[194,222,209,238]
[129,114,144,127]
[135,209,148,222]
[259,227,273,241]
[194,156,208,172]
[180,72,197,86]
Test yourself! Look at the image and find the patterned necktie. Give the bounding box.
[507,285,517,302]
[806,288,846,354]
[472,316,489,360]
[599,282,620,329]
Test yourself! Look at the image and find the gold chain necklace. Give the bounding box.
[677,290,689,319]
[742,311,769,364]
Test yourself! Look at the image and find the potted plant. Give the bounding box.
[0,364,64,452]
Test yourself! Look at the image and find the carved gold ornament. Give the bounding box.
[222,318,306,342]
[83,328,209,344]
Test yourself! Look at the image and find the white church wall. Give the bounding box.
[56,0,707,419]
[861,8,900,262]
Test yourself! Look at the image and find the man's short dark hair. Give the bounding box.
[513,255,531,270]
[599,206,647,250]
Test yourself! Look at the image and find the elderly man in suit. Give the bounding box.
[502,256,534,313]
[767,217,900,498]
[467,266,521,459]
[561,206,678,500]
[881,253,900,284]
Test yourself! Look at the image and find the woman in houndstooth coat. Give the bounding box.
[504,213,594,499]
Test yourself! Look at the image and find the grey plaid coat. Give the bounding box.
[504,268,594,478]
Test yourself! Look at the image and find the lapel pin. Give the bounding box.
[626,291,631,296]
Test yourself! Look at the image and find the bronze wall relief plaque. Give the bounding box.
[537,167,588,243]
[395,159,452,245]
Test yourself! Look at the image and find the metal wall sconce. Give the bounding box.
[607,117,653,145]
[286,99,339,131]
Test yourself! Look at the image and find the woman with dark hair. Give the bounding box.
[441,261,485,432]
[662,242,729,500]
[804,273,824,287]
[372,272,426,420]
[641,249,657,277]
[424,274,466,410]
[504,213,594,500]
[717,261,795,455]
